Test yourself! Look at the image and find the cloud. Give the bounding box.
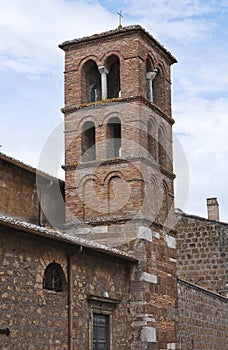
[0,0,117,74]
[1,0,228,220]
[173,94,228,218]
[120,0,220,41]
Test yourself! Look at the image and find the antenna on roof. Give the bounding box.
[117,10,123,29]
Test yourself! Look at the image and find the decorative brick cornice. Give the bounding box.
[62,157,128,171]
[63,155,175,181]
[59,25,177,64]
[61,95,175,126]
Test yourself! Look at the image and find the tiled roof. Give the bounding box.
[0,214,137,262]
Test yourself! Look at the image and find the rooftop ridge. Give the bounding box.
[175,208,228,226]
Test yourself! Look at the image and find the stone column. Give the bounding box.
[146,69,158,102]
[98,66,109,100]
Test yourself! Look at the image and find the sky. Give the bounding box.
[0,0,228,221]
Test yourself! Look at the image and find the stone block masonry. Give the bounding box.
[0,223,134,350]
[178,279,228,349]
[176,212,228,297]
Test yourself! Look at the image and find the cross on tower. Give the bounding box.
[117,10,123,28]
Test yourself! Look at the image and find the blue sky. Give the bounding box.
[1,0,228,220]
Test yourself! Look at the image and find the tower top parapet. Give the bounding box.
[59,24,177,64]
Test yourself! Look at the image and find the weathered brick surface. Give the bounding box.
[178,280,228,349]
[176,213,228,296]
[64,92,174,228]
[0,154,65,228]
[0,156,39,224]
[59,26,176,116]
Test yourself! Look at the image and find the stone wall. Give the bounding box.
[178,279,228,349]
[0,224,134,350]
[176,212,228,296]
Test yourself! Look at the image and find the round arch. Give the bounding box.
[81,59,101,103]
[81,120,96,162]
[105,54,121,99]
[43,262,66,292]
[106,116,121,158]
[158,125,166,167]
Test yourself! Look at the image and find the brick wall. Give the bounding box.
[0,157,39,224]
[178,279,228,349]
[0,154,65,228]
[64,100,175,227]
[176,213,228,296]
[60,26,175,116]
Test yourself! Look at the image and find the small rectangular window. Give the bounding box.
[88,296,119,350]
[93,313,109,350]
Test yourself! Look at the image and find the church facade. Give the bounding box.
[0,25,227,350]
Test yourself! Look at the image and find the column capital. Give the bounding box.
[98,66,109,75]
[147,69,158,81]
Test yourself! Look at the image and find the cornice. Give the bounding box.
[61,95,175,126]
[59,25,177,64]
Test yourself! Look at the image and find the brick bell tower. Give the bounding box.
[60,26,179,349]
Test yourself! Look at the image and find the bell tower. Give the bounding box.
[59,25,176,234]
[60,25,179,349]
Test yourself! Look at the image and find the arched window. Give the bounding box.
[146,57,153,73]
[43,262,65,292]
[82,60,101,103]
[106,55,120,98]
[153,67,165,110]
[107,117,121,158]
[81,121,96,162]
[146,58,153,100]
[147,120,156,159]
[158,127,166,167]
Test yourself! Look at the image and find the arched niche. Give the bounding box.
[147,119,156,160]
[158,126,166,167]
[81,121,96,162]
[106,117,121,158]
[153,66,165,109]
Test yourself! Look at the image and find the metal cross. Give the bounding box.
[117,10,123,28]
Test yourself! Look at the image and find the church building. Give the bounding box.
[0,25,227,350]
